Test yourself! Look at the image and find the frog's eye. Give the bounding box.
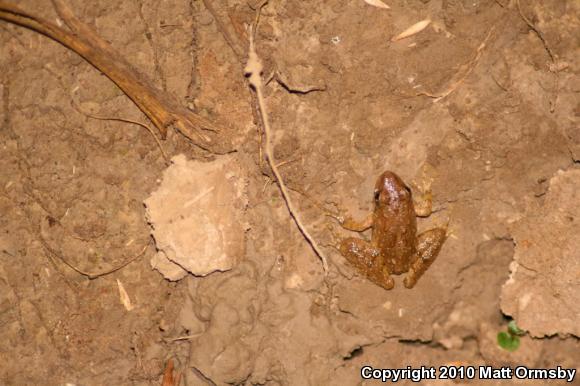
[404,185,412,195]
[373,189,380,202]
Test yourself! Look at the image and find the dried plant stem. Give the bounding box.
[419,27,495,101]
[0,0,230,152]
[244,32,329,273]
[70,97,170,164]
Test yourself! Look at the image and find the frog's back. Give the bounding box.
[373,204,417,274]
[372,171,418,274]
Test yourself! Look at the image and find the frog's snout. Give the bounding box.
[375,171,410,204]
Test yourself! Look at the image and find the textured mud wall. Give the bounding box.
[0,0,578,384]
[501,169,580,338]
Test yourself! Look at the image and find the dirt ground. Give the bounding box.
[0,0,579,385]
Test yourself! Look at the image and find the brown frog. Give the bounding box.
[338,171,447,290]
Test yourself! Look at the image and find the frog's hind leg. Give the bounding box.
[340,237,395,290]
[403,228,447,289]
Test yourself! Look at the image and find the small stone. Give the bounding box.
[145,154,248,280]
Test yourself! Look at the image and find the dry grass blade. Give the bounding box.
[117,279,134,311]
[391,19,431,41]
[0,0,231,153]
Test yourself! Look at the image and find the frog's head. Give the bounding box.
[374,171,412,208]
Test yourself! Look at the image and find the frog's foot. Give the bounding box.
[403,227,447,289]
[378,266,395,290]
[340,237,394,290]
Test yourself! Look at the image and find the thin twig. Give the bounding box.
[80,114,169,164]
[418,27,495,102]
[515,0,555,62]
[69,94,170,164]
[201,0,246,60]
[252,0,269,35]
[166,333,203,342]
[244,30,329,273]
[39,236,151,280]
[516,0,559,112]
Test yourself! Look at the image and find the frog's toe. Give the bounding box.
[403,228,447,288]
[403,273,417,289]
[379,269,395,290]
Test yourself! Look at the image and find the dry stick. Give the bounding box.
[516,0,559,112]
[418,27,495,102]
[0,0,230,153]
[244,33,329,273]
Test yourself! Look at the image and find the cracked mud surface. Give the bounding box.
[1,0,578,385]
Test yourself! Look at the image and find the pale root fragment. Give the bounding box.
[117,279,134,311]
[364,0,390,9]
[145,154,248,280]
[391,19,431,41]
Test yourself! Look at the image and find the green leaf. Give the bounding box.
[497,332,520,352]
[507,320,525,336]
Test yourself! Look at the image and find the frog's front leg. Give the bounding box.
[326,208,373,231]
[340,237,395,290]
[340,212,373,232]
[413,188,433,217]
[403,228,447,288]
[412,165,435,217]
